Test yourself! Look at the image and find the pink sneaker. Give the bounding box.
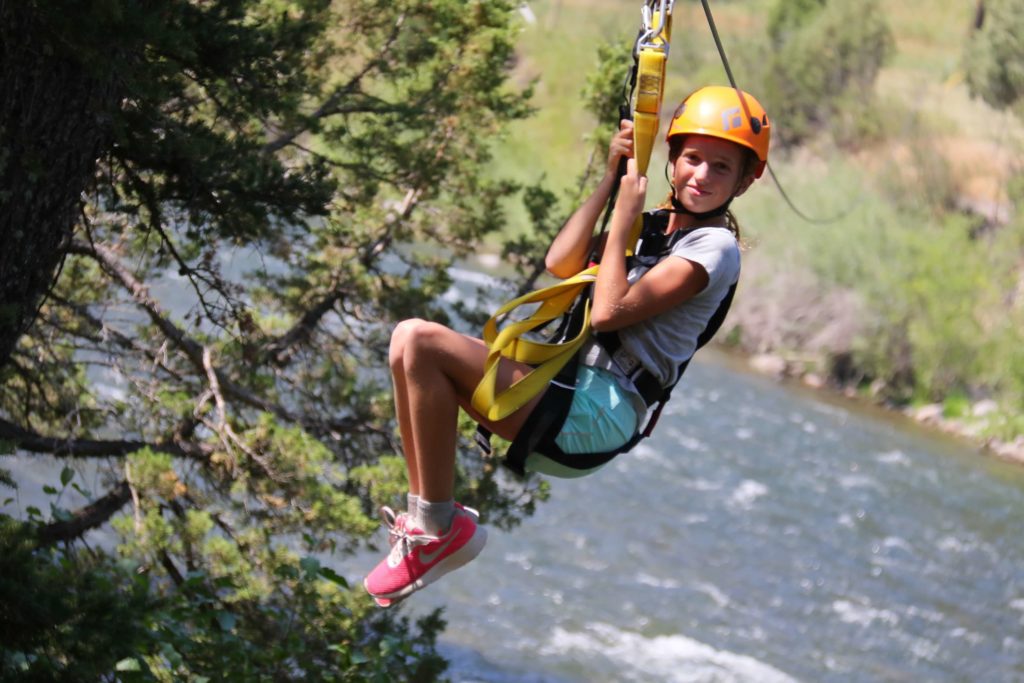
[364,505,486,605]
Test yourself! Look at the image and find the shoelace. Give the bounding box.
[387,526,439,565]
[378,506,408,547]
[379,504,481,541]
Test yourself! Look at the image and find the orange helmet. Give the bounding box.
[666,86,771,177]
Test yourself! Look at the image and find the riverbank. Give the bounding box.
[741,350,1024,467]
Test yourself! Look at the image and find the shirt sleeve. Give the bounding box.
[669,228,740,291]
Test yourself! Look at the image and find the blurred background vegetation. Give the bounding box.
[503,0,1024,440]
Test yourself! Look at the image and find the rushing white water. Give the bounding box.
[380,354,1024,682]
[8,260,1024,681]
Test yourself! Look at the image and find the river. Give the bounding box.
[383,351,1024,683]
[7,255,1024,682]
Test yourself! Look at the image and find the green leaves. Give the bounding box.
[3,0,539,678]
[964,0,1024,114]
[758,0,895,148]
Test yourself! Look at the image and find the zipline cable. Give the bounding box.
[699,0,864,225]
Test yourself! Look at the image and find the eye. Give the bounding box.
[713,161,733,174]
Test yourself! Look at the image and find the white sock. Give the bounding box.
[417,498,455,536]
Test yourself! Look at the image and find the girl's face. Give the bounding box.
[670,135,753,214]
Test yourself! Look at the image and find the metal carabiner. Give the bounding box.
[637,0,673,52]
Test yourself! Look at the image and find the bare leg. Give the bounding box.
[389,318,545,502]
[389,322,421,496]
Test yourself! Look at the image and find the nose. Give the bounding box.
[692,161,710,183]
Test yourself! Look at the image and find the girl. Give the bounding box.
[364,86,770,606]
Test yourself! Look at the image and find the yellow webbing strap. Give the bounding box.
[470,266,597,421]
[632,6,672,176]
[627,3,672,254]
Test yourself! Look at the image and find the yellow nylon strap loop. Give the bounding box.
[471,266,598,421]
[633,6,671,175]
[633,52,664,176]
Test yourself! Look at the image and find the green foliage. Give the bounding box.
[1,514,447,681]
[964,0,1024,116]
[839,191,1023,404]
[2,0,550,678]
[0,516,151,680]
[766,0,826,45]
[758,0,895,148]
[942,391,972,419]
[583,39,636,132]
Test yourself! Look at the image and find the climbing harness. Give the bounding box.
[471,1,770,477]
[471,265,597,422]
[475,211,737,477]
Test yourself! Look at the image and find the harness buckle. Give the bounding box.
[611,345,642,375]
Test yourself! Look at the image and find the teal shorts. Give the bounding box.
[524,365,642,478]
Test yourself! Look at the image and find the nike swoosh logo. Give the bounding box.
[418,527,462,564]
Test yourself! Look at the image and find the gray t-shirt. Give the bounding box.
[615,225,741,389]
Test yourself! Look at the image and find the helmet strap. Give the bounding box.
[668,190,733,221]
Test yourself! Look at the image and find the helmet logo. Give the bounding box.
[721,107,742,131]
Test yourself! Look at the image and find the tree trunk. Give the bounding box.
[0,1,118,369]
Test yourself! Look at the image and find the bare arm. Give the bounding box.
[545,121,634,278]
[590,158,710,332]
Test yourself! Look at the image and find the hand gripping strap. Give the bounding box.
[471,266,598,422]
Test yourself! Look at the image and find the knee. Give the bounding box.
[390,318,422,370]
[389,318,443,370]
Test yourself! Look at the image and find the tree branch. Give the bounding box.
[262,185,422,364]
[36,480,131,547]
[262,13,406,154]
[0,416,200,459]
[66,239,362,436]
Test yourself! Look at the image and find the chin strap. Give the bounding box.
[668,193,732,220]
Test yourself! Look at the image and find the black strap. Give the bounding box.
[502,354,579,477]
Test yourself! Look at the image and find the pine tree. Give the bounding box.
[1,1,545,678]
[964,0,1024,116]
